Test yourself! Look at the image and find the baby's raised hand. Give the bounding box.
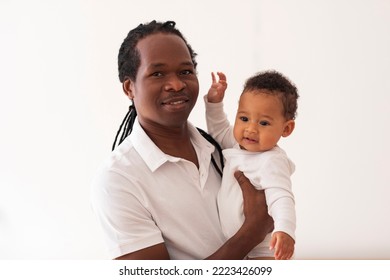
[207,72,227,103]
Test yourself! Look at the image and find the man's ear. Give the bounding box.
[282,120,295,137]
[122,78,134,100]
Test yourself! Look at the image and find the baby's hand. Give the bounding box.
[207,72,227,103]
[270,231,295,260]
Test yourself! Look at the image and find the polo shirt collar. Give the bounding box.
[129,119,215,172]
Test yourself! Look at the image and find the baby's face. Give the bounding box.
[233,90,293,152]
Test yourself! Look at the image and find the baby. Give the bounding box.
[205,70,299,259]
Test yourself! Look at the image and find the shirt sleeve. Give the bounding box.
[90,166,164,259]
[248,153,296,241]
[204,95,236,149]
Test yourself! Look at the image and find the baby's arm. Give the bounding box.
[207,72,227,103]
[205,72,236,148]
[270,231,295,260]
[245,151,296,259]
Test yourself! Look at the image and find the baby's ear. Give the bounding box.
[282,120,295,137]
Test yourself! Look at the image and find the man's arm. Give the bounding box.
[115,243,170,260]
[114,172,273,260]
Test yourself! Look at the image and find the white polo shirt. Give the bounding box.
[91,119,225,259]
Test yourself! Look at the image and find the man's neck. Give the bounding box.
[139,120,199,168]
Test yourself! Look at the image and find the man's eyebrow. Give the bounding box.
[181,61,194,66]
[148,63,165,68]
[147,61,194,69]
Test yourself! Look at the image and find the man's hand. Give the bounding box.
[235,171,274,246]
[207,72,227,103]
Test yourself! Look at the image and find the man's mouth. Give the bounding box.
[161,97,190,111]
[164,100,188,105]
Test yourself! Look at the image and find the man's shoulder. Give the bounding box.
[97,139,144,179]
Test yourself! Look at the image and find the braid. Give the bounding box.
[112,105,137,151]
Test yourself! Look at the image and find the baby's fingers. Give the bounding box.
[274,243,294,260]
[217,72,227,83]
[211,72,216,84]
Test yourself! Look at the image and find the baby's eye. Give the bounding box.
[239,116,249,122]
[259,121,270,126]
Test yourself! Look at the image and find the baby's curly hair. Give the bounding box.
[243,70,299,120]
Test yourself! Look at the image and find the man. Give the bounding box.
[91,21,273,260]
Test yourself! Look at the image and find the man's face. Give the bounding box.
[126,33,199,130]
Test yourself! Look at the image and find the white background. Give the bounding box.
[1,0,389,260]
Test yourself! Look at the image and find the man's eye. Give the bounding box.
[181,70,193,75]
[152,72,163,77]
[259,121,270,126]
[239,116,248,122]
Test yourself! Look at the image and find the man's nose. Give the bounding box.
[164,74,186,91]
